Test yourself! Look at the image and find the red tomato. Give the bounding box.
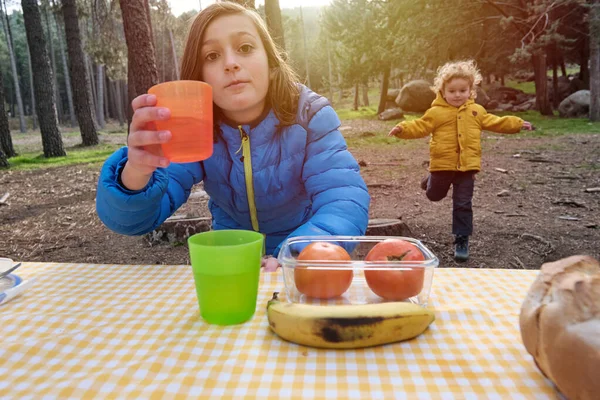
[364,239,425,300]
[294,242,353,299]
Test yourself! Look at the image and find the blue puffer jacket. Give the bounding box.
[96,85,370,256]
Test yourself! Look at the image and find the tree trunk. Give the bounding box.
[378,63,390,114]
[168,29,180,80]
[22,0,65,157]
[1,1,27,132]
[44,4,63,123]
[0,74,16,159]
[326,37,333,105]
[532,53,553,116]
[299,6,310,87]
[353,82,359,111]
[113,80,124,127]
[53,10,76,127]
[61,0,98,146]
[361,80,369,107]
[120,0,159,126]
[552,51,559,109]
[590,0,600,121]
[87,56,97,117]
[0,148,8,168]
[337,70,343,103]
[161,27,166,82]
[96,65,105,128]
[103,72,109,121]
[580,34,590,88]
[26,45,37,130]
[264,0,285,50]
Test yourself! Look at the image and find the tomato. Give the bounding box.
[294,242,353,299]
[364,239,425,300]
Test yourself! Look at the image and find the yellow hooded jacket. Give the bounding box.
[396,93,523,172]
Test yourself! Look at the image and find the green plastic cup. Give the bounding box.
[188,230,264,325]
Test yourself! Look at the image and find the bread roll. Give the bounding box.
[519,255,600,400]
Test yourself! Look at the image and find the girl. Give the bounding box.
[96,3,370,271]
[388,60,532,261]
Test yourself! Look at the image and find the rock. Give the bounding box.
[513,98,536,112]
[558,90,590,118]
[496,103,514,111]
[486,100,499,110]
[378,108,404,121]
[386,88,400,101]
[395,80,435,112]
[144,216,212,246]
[487,86,524,103]
[474,86,490,108]
[497,190,510,197]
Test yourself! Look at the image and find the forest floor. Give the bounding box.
[1,119,599,269]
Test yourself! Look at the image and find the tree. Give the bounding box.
[265,0,285,50]
[590,0,600,121]
[61,0,98,146]
[51,0,75,128]
[43,1,63,122]
[0,69,15,162]
[21,0,65,157]
[1,0,26,132]
[119,0,158,124]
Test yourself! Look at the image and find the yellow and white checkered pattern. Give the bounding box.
[0,263,557,398]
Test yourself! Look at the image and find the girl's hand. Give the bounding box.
[522,121,534,131]
[120,94,173,190]
[261,255,280,272]
[388,126,403,137]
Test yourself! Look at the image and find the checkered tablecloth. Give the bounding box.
[0,262,557,399]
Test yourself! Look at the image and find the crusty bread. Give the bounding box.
[519,255,600,400]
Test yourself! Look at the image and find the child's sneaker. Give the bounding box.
[454,235,469,261]
[420,175,429,191]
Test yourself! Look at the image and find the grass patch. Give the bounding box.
[504,80,535,94]
[336,106,380,120]
[6,143,121,171]
[492,111,600,136]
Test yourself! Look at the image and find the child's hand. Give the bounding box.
[261,255,280,272]
[388,126,403,137]
[522,121,534,131]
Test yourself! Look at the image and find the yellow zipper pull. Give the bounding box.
[238,126,259,232]
[235,127,246,155]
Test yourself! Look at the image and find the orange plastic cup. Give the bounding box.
[148,80,213,163]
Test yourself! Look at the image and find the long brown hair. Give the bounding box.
[180,2,299,126]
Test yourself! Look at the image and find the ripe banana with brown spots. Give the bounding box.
[266,292,435,349]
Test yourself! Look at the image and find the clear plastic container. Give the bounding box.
[277,236,438,307]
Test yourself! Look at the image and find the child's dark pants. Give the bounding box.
[424,171,475,236]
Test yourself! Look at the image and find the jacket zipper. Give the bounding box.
[237,126,259,231]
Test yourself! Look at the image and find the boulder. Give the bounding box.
[474,86,490,108]
[387,88,400,101]
[378,108,404,121]
[395,80,435,112]
[558,90,590,118]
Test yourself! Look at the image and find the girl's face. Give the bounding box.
[443,78,471,108]
[200,14,270,124]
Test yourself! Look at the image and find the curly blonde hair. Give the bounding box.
[432,60,482,99]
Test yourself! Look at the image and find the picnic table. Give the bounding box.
[0,262,557,398]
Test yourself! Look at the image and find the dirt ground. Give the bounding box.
[1,120,599,270]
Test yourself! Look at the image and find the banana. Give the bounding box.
[266,292,435,349]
